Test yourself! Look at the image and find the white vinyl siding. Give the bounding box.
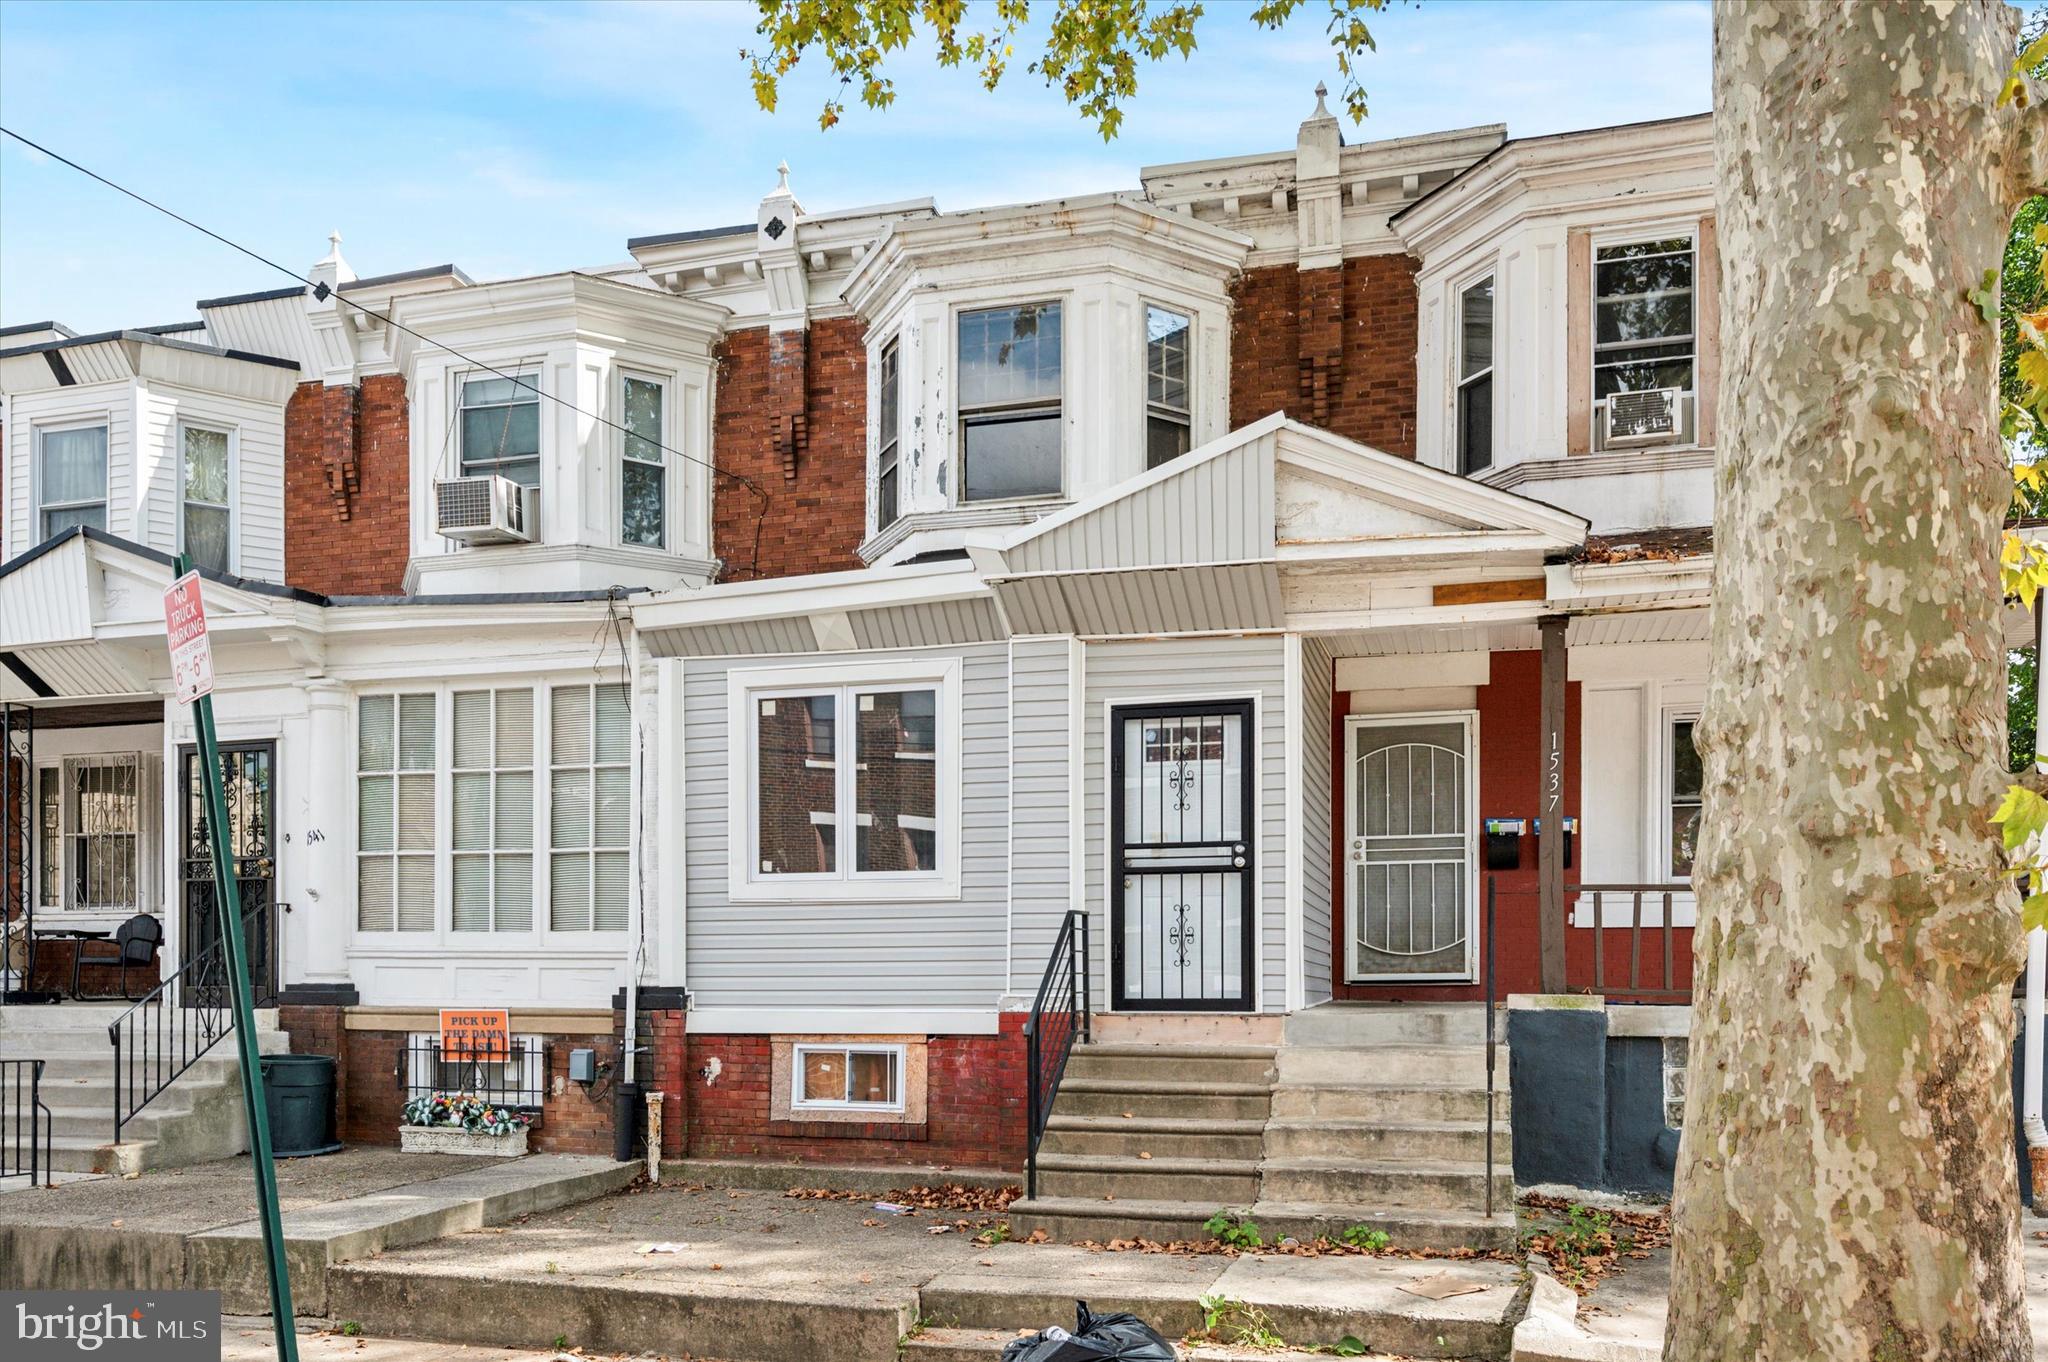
[684,644,1009,1010]
[1085,636,1288,1012]
[1008,636,1077,994]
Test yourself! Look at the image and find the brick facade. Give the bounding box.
[1230,255,1420,457]
[683,1015,1027,1169]
[710,320,868,581]
[283,375,410,597]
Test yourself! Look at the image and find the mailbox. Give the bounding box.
[1534,816,1579,869]
[1484,818,1526,871]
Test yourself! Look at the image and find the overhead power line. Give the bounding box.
[0,124,772,569]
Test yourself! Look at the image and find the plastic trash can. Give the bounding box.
[259,1054,343,1157]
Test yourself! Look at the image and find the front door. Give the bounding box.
[1110,701,1256,1011]
[1346,714,1477,982]
[179,741,277,1002]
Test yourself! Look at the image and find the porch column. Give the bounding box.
[293,679,354,991]
[1537,614,1567,992]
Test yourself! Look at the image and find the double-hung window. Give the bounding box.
[736,662,956,897]
[1594,237,1695,401]
[1666,714,1702,879]
[458,372,541,486]
[1145,306,1192,469]
[958,301,1062,501]
[36,757,141,913]
[875,336,902,531]
[179,423,232,574]
[39,423,108,538]
[358,694,437,932]
[452,688,534,932]
[1457,277,1495,475]
[549,682,631,932]
[620,373,666,549]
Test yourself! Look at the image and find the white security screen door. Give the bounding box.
[1346,714,1477,982]
[1110,701,1256,1011]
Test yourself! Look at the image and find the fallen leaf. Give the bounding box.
[1138,1152,1152,1160]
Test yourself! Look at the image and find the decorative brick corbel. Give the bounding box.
[323,383,362,521]
[780,411,809,481]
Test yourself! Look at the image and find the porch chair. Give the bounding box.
[71,913,164,1002]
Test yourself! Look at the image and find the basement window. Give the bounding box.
[958,301,1062,501]
[792,1043,905,1112]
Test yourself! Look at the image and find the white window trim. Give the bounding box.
[1142,301,1193,466]
[175,419,238,574]
[1569,680,1703,930]
[456,368,544,482]
[1454,275,1496,476]
[1589,228,1699,402]
[34,417,112,541]
[872,333,903,535]
[953,296,1068,508]
[1658,706,1702,887]
[353,677,633,946]
[449,687,538,935]
[790,1041,908,1113]
[617,368,671,552]
[726,656,963,903]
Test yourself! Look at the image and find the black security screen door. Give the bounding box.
[1110,701,1256,1011]
[180,740,276,1002]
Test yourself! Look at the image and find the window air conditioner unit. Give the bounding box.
[434,475,537,545]
[1602,387,1683,448]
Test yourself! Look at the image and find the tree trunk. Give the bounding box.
[1668,3,2039,1357]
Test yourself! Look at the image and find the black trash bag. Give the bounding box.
[999,1300,1177,1362]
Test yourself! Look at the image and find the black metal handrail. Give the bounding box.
[1,1059,52,1186]
[108,903,278,1142]
[1023,908,1090,1199]
[1485,876,1498,1219]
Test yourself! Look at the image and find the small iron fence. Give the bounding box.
[399,1037,550,1119]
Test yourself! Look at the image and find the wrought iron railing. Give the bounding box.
[108,903,279,1142]
[1,1059,52,1185]
[2,704,35,1006]
[1023,908,1090,1199]
[399,1037,550,1117]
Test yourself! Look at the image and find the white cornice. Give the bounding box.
[386,272,730,377]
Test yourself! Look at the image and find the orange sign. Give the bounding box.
[439,1008,510,1061]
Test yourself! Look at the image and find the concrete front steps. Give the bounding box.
[0,1003,290,1175]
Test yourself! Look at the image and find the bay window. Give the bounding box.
[620,373,666,549]
[458,372,541,486]
[179,423,232,574]
[452,688,534,932]
[958,301,1062,501]
[733,661,958,899]
[549,683,631,932]
[1594,237,1695,400]
[1457,276,1495,475]
[357,694,437,932]
[38,423,108,538]
[1145,305,1192,469]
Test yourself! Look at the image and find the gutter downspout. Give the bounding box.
[2026,603,2047,1190]
[624,615,643,1091]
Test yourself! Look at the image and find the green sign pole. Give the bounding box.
[174,552,300,1361]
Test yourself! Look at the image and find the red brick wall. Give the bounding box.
[683,1015,1027,1169]
[711,320,868,581]
[1230,255,1419,456]
[284,375,410,597]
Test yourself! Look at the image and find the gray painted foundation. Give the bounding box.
[1507,1000,1682,1197]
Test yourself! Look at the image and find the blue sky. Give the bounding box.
[0,0,1711,334]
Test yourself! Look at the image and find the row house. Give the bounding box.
[2,97,1912,1236]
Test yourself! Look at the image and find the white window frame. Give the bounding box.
[355,691,441,937]
[726,656,963,903]
[1143,302,1193,470]
[790,1041,907,1113]
[547,680,633,934]
[35,418,111,541]
[1590,228,1698,404]
[457,368,543,484]
[873,334,903,534]
[449,687,538,935]
[953,297,1066,506]
[33,754,144,916]
[617,368,669,551]
[1455,274,1496,476]
[1659,707,1702,885]
[175,419,237,574]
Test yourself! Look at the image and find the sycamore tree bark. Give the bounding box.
[1668,3,2048,1358]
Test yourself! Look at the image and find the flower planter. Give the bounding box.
[399,1124,528,1157]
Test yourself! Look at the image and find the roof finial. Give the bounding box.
[1312,82,1331,119]
[776,160,790,192]
[329,228,342,250]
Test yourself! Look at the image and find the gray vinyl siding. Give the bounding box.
[1300,636,1336,1006]
[1008,636,1076,995]
[1083,635,1289,1012]
[680,643,1010,1009]
[1004,432,1277,574]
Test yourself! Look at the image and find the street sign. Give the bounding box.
[163,571,214,705]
